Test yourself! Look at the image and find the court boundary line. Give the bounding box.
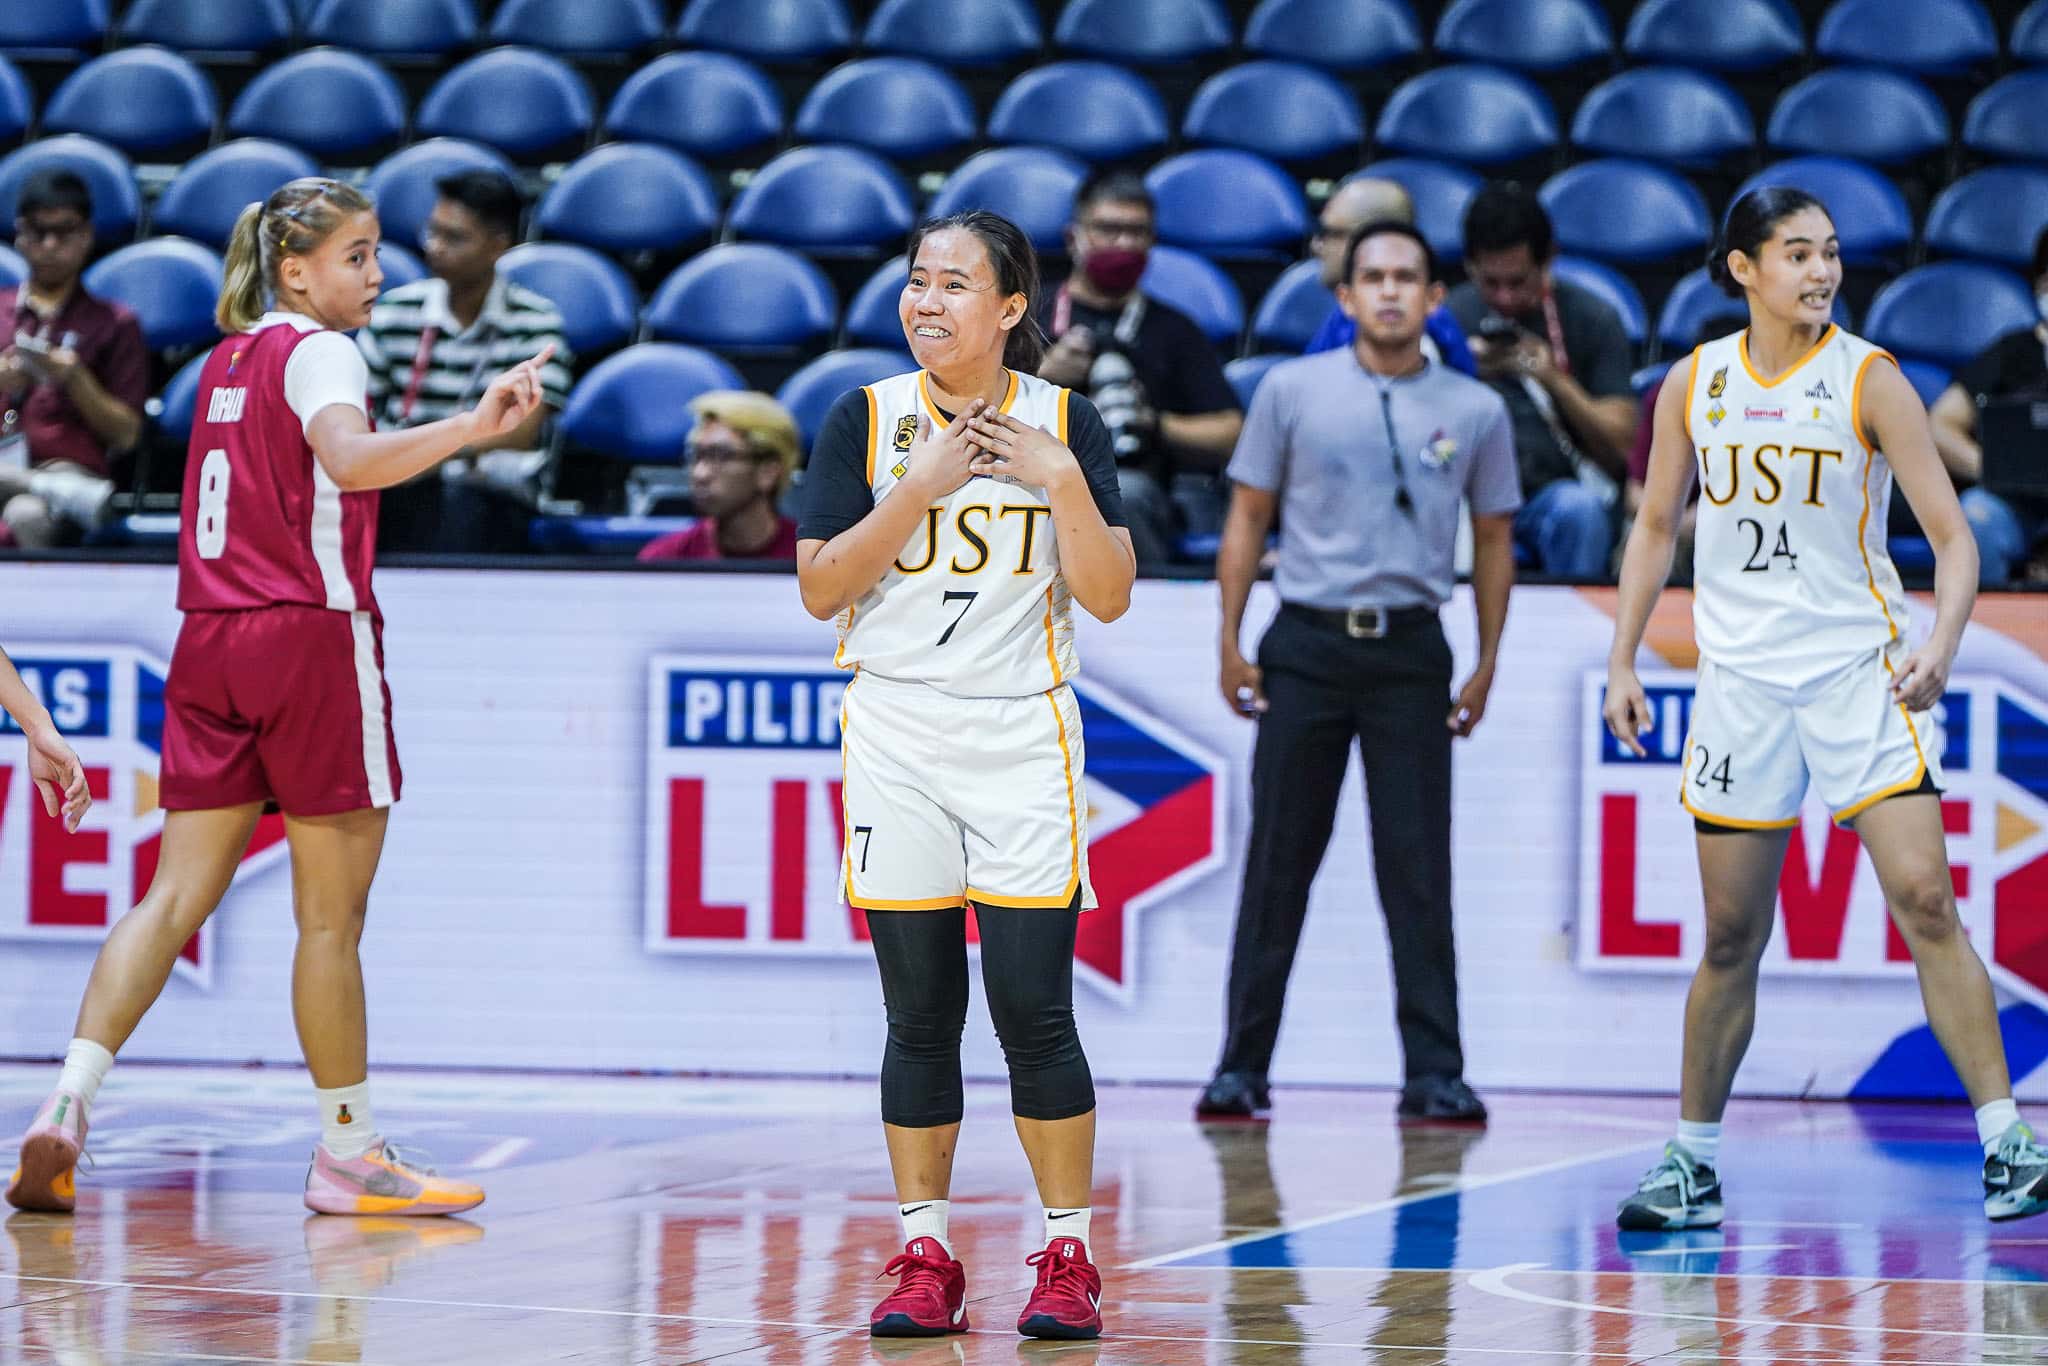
[1125,1136,1664,1269]
[1469,1260,2048,1343]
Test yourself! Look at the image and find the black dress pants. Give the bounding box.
[1216,604,1465,1084]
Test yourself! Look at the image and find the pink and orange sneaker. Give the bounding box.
[6,1091,87,1214]
[1018,1237,1102,1340]
[870,1237,969,1337]
[302,1140,484,1217]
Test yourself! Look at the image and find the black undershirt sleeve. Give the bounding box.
[1064,392,1127,528]
[795,390,876,542]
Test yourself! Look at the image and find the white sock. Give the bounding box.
[316,1082,376,1159]
[55,1038,114,1111]
[1978,1098,2022,1153]
[898,1198,950,1255]
[1674,1120,1721,1169]
[1044,1206,1091,1254]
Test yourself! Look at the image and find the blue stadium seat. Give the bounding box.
[777,347,915,451]
[1182,62,1363,165]
[1656,268,1752,354]
[1147,150,1309,259]
[793,58,976,162]
[985,62,1169,164]
[675,0,852,63]
[727,146,915,253]
[1053,0,1232,64]
[560,343,746,463]
[81,238,222,351]
[1541,159,1712,263]
[0,136,139,241]
[0,57,30,148]
[926,147,1087,252]
[1766,68,1949,166]
[0,243,24,288]
[151,140,319,248]
[843,255,907,347]
[1243,0,1422,71]
[43,48,216,156]
[304,0,475,59]
[120,0,290,52]
[1434,0,1613,73]
[1816,0,1997,76]
[287,0,320,19]
[1863,262,2036,370]
[1898,359,1951,409]
[156,350,206,445]
[603,52,782,161]
[646,244,838,352]
[378,242,426,292]
[534,143,720,255]
[1140,245,1243,345]
[489,0,663,55]
[416,49,593,162]
[1733,158,1913,264]
[1570,68,1754,169]
[497,242,641,356]
[1623,0,1803,71]
[1224,353,1290,409]
[1963,72,2048,164]
[863,0,1040,67]
[1925,167,2048,270]
[1375,65,1560,168]
[0,0,106,59]
[228,49,408,161]
[2016,0,2048,64]
[1249,260,1332,352]
[1629,360,1670,396]
[1551,255,1648,348]
[1351,159,1481,270]
[363,138,515,251]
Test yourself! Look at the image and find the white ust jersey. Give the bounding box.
[834,369,1081,698]
[1685,325,1909,686]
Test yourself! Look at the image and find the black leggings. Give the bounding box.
[867,901,1095,1127]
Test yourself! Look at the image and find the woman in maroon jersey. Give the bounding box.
[7,178,550,1218]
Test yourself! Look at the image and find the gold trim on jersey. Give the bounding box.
[863,385,880,486]
[1057,386,1071,444]
[1681,346,1703,441]
[1737,324,1837,388]
[966,689,1083,909]
[1850,348,1902,645]
[918,368,1020,427]
[1040,583,1064,687]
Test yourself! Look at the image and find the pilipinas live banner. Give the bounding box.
[3,562,2047,1100]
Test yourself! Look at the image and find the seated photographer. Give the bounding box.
[1446,183,1637,579]
[1036,169,1242,572]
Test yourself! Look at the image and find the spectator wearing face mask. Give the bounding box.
[1036,170,1242,573]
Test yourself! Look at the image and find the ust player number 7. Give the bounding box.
[796,210,1134,1342]
[1606,186,2048,1233]
[7,178,551,1218]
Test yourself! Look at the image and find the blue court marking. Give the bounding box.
[1148,1121,2037,1284]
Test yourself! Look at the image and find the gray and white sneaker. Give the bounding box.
[27,467,114,531]
[1984,1121,2048,1221]
[1617,1143,1723,1231]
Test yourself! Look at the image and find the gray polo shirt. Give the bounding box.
[1227,347,1521,610]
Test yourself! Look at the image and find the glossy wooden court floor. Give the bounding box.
[3,1065,2045,1363]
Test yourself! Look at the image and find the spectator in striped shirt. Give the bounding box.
[357,169,572,553]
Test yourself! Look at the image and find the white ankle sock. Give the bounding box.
[56,1038,114,1111]
[316,1082,376,1159]
[1044,1206,1091,1254]
[1674,1120,1721,1169]
[1978,1098,2021,1153]
[898,1198,950,1254]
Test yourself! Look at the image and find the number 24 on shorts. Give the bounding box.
[1691,743,1734,793]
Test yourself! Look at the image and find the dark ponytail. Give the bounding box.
[1709,186,1830,299]
[907,209,1047,372]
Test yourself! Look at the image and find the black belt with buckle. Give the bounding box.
[1281,601,1437,639]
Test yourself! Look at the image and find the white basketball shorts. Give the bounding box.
[839,670,1094,911]
[1680,641,1942,830]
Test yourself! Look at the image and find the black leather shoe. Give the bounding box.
[1194,1072,1271,1119]
[1396,1075,1488,1126]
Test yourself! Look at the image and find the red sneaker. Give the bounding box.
[870,1237,969,1337]
[1018,1237,1102,1339]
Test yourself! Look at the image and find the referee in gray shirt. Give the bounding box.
[1197,221,1520,1125]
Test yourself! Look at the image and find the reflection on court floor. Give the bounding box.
[1,1065,2043,1363]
